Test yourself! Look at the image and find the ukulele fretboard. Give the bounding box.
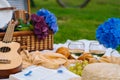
[3,20,18,43]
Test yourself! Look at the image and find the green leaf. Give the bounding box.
[117,45,120,53]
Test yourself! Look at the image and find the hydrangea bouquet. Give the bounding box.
[96,18,120,52]
[31,8,58,40]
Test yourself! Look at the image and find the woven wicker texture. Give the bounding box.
[0,31,53,51]
[82,63,120,80]
[0,0,53,51]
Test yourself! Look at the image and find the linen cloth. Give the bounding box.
[1,39,120,80]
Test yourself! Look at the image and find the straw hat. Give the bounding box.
[80,63,120,80]
[0,0,13,29]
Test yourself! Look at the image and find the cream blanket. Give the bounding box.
[20,50,67,69]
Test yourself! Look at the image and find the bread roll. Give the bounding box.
[56,47,70,58]
[77,53,93,61]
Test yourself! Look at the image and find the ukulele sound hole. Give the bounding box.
[0,47,11,53]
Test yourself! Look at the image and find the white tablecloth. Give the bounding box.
[1,39,120,80]
[53,39,120,57]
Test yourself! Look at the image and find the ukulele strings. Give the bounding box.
[2,21,16,52]
[3,21,13,42]
[7,23,15,42]
[5,24,15,52]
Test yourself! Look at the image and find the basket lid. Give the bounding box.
[0,0,13,29]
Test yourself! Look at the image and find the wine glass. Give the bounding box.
[68,41,85,59]
[108,48,120,63]
[89,41,106,58]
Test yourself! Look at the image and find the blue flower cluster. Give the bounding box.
[96,18,120,49]
[37,8,58,34]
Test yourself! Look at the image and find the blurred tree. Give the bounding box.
[30,0,36,7]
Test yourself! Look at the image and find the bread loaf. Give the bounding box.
[82,63,120,80]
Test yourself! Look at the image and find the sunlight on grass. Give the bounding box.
[31,0,120,43]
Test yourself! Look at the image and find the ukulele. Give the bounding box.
[0,20,22,78]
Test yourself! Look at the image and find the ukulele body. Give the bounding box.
[0,41,22,78]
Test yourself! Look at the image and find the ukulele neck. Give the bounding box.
[3,20,17,43]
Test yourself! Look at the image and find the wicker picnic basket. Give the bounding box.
[0,0,54,51]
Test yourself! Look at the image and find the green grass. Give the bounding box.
[31,0,120,43]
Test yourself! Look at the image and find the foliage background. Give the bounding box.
[31,0,120,44]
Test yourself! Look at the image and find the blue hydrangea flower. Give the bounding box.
[96,18,120,49]
[37,8,58,33]
[37,8,50,17]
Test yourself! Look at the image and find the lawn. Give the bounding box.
[31,0,120,44]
